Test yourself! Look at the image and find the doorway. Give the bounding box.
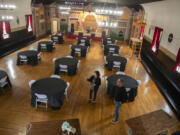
[71,23,74,33]
[52,20,58,34]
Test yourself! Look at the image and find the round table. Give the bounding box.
[17,50,39,66]
[107,74,138,101]
[31,78,67,109]
[54,57,78,75]
[106,56,127,71]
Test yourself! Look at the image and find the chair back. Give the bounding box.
[116,71,125,75]
[69,44,72,49]
[113,54,118,56]
[59,64,68,69]
[137,80,141,85]
[126,88,131,92]
[29,80,36,87]
[0,68,5,71]
[53,58,57,62]
[77,60,80,68]
[38,52,41,56]
[0,76,7,83]
[66,56,73,58]
[113,61,121,66]
[40,44,46,47]
[107,41,112,44]
[50,75,61,79]
[81,39,85,43]
[109,48,115,51]
[79,43,85,46]
[104,76,108,88]
[20,55,27,59]
[64,82,70,95]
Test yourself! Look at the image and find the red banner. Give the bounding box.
[173,48,180,73]
[26,15,33,32]
[0,21,11,39]
[150,27,163,54]
[139,26,145,40]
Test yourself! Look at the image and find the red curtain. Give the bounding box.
[150,27,163,54]
[26,15,33,32]
[173,48,180,73]
[0,21,11,39]
[139,26,145,40]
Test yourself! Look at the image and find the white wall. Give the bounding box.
[0,0,32,29]
[142,0,180,56]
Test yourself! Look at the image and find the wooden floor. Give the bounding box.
[0,37,179,135]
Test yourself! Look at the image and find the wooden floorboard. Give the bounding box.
[0,37,179,135]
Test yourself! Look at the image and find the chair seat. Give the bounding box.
[75,48,81,52]
[35,93,47,99]
[36,98,48,103]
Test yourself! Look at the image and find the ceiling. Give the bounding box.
[32,0,164,5]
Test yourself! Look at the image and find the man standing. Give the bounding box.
[112,79,126,124]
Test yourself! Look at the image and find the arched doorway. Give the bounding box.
[83,14,98,33]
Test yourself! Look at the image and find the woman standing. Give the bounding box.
[87,71,101,103]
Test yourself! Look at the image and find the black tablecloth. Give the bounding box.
[17,50,39,66]
[31,78,67,109]
[107,75,138,101]
[51,35,64,44]
[71,45,88,57]
[54,57,78,76]
[106,56,127,71]
[38,41,54,52]
[104,45,119,55]
[77,38,90,46]
[0,70,12,87]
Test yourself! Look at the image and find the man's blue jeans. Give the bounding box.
[114,101,122,121]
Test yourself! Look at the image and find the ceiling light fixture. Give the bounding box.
[0,4,16,10]
[59,6,71,10]
[60,11,70,15]
[95,9,123,16]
